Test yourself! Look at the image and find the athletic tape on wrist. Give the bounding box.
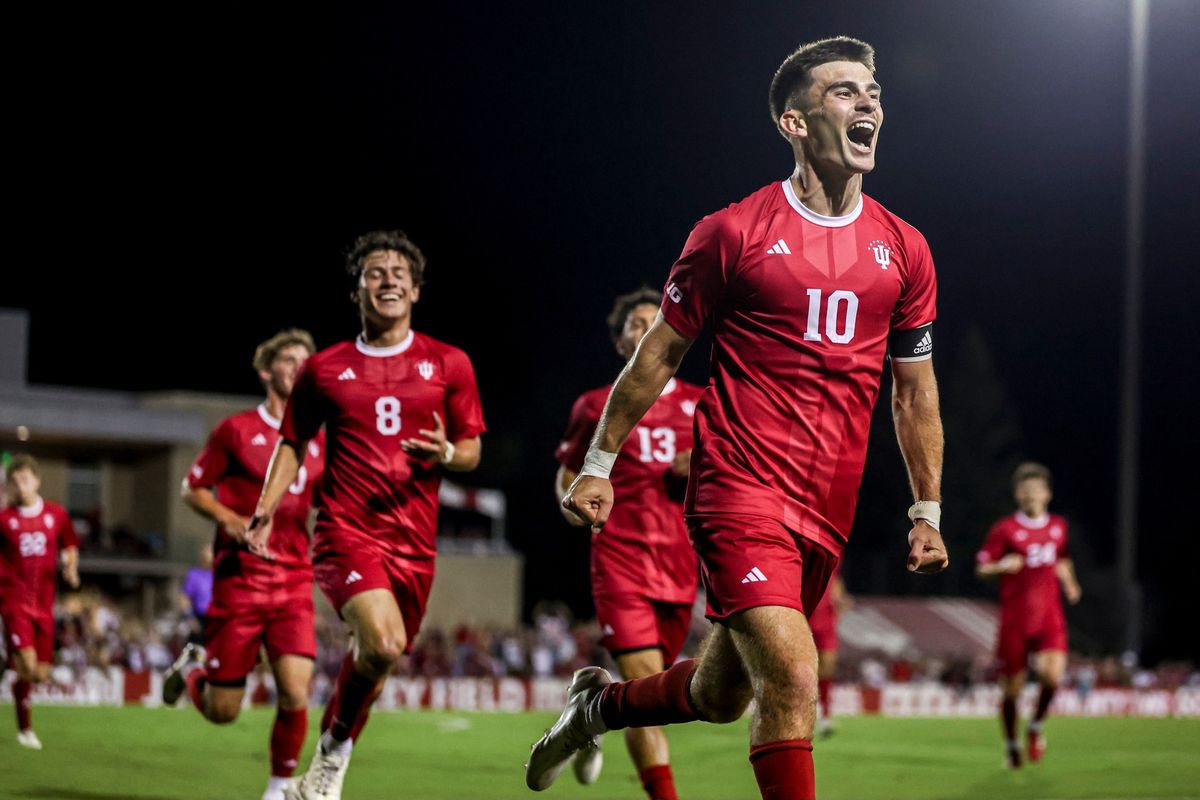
[907,500,941,531]
[441,441,456,465]
[579,447,618,480]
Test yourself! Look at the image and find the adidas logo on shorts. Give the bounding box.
[741,567,768,584]
[345,570,363,585]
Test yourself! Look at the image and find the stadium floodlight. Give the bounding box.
[1116,0,1147,656]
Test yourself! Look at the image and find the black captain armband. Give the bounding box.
[889,323,934,362]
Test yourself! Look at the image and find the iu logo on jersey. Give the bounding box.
[868,240,892,270]
[417,360,435,381]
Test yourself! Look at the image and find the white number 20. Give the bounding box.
[375,396,402,435]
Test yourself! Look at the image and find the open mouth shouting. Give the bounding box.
[846,119,876,154]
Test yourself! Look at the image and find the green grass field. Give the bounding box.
[0,707,1197,800]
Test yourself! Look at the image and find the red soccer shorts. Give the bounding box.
[593,591,693,663]
[2,607,54,663]
[313,539,434,655]
[995,619,1068,676]
[808,597,839,653]
[203,587,316,686]
[689,512,838,623]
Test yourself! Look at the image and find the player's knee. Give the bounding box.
[761,661,818,711]
[277,683,310,711]
[358,637,405,677]
[207,700,241,725]
[692,676,751,723]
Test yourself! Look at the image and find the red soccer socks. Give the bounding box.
[13,679,32,732]
[639,764,679,800]
[327,654,383,743]
[598,659,700,730]
[186,668,208,714]
[270,707,308,777]
[749,739,815,800]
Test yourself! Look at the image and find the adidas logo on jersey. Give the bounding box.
[345,570,363,585]
[914,331,932,354]
[767,239,791,255]
[338,368,357,381]
[741,567,768,583]
[251,433,268,446]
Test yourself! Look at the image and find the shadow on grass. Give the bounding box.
[15,790,178,800]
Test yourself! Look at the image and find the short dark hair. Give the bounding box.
[607,286,662,343]
[769,36,876,138]
[253,328,316,373]
[1012,462,1052,491]
[7,453,39,478]
[345,230,427,287]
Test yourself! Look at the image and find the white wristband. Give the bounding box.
[441,440,456,466]
[579,447,618,480]
[907,500,941,531]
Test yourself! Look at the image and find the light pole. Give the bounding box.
[1116,0,1148,656]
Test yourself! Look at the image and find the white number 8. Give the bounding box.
[375,396,402,435]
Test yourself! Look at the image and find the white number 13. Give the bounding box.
[637,427,676,463]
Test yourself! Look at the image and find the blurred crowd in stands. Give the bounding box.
[5,588,1197,693]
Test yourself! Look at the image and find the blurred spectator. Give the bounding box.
[180,544,213,642]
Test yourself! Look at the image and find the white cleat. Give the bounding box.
[572,737,604,785]
[526,666,612,791]
[286,739,352,800]
[17,729,43,750]
[262,780,292,800]
[161,642,205,706]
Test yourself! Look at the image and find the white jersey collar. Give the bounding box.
[781,180,863,228]
[660,378,678,396]
[356,329,415,358]
[256,403,282,431]
[1015,511,1050,529]
[18,497,45,518]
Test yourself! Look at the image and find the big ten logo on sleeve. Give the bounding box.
[19,531,47,557]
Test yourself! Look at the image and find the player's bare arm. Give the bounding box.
[400,411,481,472]
[246,437,306,558]
[1056,558,1082,604]
[563,313,693,530]
[182,485,251,541]
[977,552,1025,578]
[60,545,80,589]
[891,357,948,573]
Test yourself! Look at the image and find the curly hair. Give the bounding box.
[606,286,663,344]
[344,230,427,287]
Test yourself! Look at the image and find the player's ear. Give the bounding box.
[779,108,807,140]
[410,285,421,304]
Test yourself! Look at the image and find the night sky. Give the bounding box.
[8,2,1199,660]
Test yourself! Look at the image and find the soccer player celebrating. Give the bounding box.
[0,454,80,750]
[528,37,947,800]
[810,570,850,738]
[976,462,1081,768]
[164,329,325,800]
[246,230,485,800]
[554,287,703,800]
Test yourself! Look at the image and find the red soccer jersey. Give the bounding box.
[977,512,1069,627]
[556,378,704,604]
[282,331,486,562]
[0,498,77,613]
[660,181,938,555]
[185,405,325,599]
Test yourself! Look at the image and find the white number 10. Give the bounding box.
[804,289,859,344]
